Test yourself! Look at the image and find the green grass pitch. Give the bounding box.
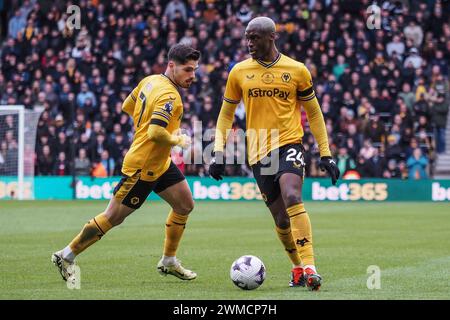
[0,200,449,299]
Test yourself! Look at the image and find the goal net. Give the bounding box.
[0,105,42,200]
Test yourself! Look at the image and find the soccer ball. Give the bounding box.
[230,255,266,290]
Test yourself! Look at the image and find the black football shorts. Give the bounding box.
[113,161,185,209]
[252,143,306,206]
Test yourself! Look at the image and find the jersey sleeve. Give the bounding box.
[298,64,331,157]
[214,100,238,152]
[223,65,242,104]
[150,92,179,127]
[297,64,316,102]
[122,85,140,116]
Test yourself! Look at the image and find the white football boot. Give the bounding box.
[157,258,197,280]
[51,251,77,282]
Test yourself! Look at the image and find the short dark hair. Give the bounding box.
[167,43,200,64]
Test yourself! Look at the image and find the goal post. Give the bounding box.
[0,105,42,200]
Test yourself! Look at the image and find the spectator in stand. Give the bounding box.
[8,9,25,39]
[413,92,430,120]
[406,148,429,179]
[92,133,108,161]
[430,88,449,153]
[364,115,386,144]
[3,139,18,175]
[164,0,187,22]
[385,134,404,162]
[336,146,356,177]
[386,34,405,59]
[100,150,115,177]
[368,148,386,178]
[76,82,97,110]
[53,151,70,176]
[398,160,409,179]
[74,148,91,176]
[360,139,377,160]
[376,89,394,114]
[54,131,70,155]
[355,155,374,178]
[384,159,402,179]
[332,55,348,81]
[37,145,54,175]
[91,159,107,178]
[404,47,423,69]
[0,141,7,175]
[403,19,423,48]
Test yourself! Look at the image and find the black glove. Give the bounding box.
[209,151,225,181]
[319,156,340,185]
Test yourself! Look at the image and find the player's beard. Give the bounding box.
[184,78,194,88]
[172,69,192,88]
[178,78,191,88]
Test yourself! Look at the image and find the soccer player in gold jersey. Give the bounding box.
[52,44,200,283]
[209,17,340,290]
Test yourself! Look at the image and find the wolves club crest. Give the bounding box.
[282,73,291,82]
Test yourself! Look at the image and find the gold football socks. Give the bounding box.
[163,210,189,257]
[68,212,113,257]
[275,226,302,267]
[286,203,315,266]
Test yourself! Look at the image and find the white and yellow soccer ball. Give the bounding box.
[230,255,266,290]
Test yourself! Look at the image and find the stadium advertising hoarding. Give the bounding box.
[0,177,450,201]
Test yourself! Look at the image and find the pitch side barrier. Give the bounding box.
[0,177,449,201]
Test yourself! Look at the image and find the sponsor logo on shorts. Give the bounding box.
[293,161,303,169]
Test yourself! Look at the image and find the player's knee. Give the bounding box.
[275,215,290,229]
[175,199,194,215]
[272,211,290,229]
[104,208,128,226]
[284,192,302,207]
[107,215,125,227]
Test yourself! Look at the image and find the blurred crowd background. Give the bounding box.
[0,0,449,180]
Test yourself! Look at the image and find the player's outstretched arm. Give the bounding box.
[301,98,340,185]
[210,100,238,180]
[147,124,191,148]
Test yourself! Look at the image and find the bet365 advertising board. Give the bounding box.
[1,176,449,201]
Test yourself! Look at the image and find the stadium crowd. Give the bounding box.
[0,0,449,180]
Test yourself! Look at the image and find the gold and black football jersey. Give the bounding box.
[223,53,320,165]
[121,74,183,181]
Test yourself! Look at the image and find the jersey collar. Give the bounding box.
[256,52,281,68]
[161,73,181,92]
